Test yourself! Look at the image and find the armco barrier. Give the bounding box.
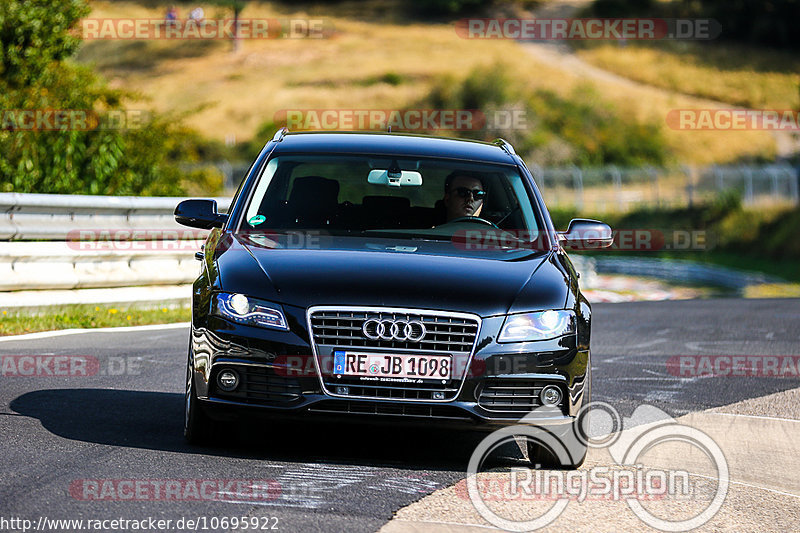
[0,242,203,291]
[0,193,230,241]
[591,256,781,289]
[0,193,231,295]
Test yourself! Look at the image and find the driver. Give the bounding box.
[443,172,486,222]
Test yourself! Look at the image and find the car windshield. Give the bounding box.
[239,154,544,246]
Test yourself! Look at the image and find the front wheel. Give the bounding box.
[184,353,215,444]
[526,430,588,470]
[527,366,591,469]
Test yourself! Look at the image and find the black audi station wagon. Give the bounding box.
[175,129,612,468]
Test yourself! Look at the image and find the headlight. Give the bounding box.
[498,310,575,342]
[213,292,288,330]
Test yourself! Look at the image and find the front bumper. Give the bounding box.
[189,309,590,430]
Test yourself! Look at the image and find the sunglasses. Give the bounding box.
[453,187,486,200]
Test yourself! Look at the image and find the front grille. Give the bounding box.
[477,379,561,412]
[309,307,480,402]
[213,365,301,405]
[310,309,479,354]
[308,400,472,420]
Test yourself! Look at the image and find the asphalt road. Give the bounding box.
[1,298,798,533]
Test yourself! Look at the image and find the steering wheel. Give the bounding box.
[445,216,500,229]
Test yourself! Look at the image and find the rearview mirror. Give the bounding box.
[174,199,228,229]
[367,169,423,187]
[559,219,613,249]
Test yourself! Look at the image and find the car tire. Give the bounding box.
[184,353,215,444]
[527,434,587,470]
[527,365,591,470]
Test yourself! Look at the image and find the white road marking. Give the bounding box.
[392,519,503,530]
[0,322,189,342]
[684,341,743,352]
[704,411,800,423]
[687,471,800,500]
[626,338,668,349]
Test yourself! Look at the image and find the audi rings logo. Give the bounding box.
[362,318,427,342]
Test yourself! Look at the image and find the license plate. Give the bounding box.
[333,351,452,380]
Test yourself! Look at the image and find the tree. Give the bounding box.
[214,0,247,52]
[0,0,88,88]
[0,0,195,195]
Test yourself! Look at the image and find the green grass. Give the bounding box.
[573,41,800,110]
[75,39,222,72]
[553,199,800,283]
[583,250,800,283]
[0,303,190,336]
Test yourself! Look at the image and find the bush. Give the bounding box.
[0,0,224,196]
[409,0,487,16]
[584,0,800,49]
[413,63,669,167]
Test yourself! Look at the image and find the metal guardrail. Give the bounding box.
[584,256,782,289]
[528,163,800,211]
[0,193,232,300]
[0,193,231,241]
[0,193,787,300]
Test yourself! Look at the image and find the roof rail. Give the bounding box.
[493,138,516,156]
[272,127,289,142]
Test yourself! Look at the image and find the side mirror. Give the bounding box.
[174,199,228,229]
[559,219,613,249]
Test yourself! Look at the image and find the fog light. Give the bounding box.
[432,391,445,400]
[540,385,562,406]
[336,386,349,395]
[217,370,239,392]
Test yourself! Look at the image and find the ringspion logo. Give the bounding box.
[466,403,728,531]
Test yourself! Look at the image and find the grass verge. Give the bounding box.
[573,42,800,110]
[0,303,190,337]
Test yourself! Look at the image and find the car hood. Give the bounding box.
[216,234,568,317]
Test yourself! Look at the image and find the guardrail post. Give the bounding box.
[743,166,754,205]
[571,165,584,210]
[683,165,694,208]
[788,164,800,205]
[610,165,622,211]
[648,166,659,208]
[769,167,780,201]
[530,162,544,194]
